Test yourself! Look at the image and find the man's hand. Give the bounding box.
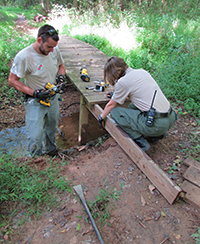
[33,89,51,100]
[57,74,65,83]
[98,114,105,128]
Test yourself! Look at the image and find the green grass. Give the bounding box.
[0,153,72,233]
[87,186,122,227]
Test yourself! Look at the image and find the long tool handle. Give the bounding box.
[73,185,104,244]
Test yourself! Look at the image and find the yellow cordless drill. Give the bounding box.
[39,82,60,107]
[80,67,90,82]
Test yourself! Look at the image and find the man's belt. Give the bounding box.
[144,106,173,118]
[24,93,56,102]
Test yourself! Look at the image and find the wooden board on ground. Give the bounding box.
[181,158,200,208]
[87,104,183,204]
[183,165,200,188]
[183,157,200,168]
[181,180,200,208]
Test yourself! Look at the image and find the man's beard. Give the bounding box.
[39,45,48,55]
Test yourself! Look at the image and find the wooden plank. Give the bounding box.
[87,104,183,204]
[181,180,200,208]
[59,35,113,105]
[183,165,200,188]
[183,158,200,169]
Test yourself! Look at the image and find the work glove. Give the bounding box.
[98,114,105,128]
[106,92,113,99]
[57,74,65,83]
[57,74,66,91]
[33,89,51,100]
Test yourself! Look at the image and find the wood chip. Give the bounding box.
[82,226,93,236]
[141,196,146,206]
[139,221,146,229]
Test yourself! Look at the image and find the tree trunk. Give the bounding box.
[73,0,78,8]
[46,0,50,12]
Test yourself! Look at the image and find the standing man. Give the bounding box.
[8,24,66,157]
[98,56,177,151]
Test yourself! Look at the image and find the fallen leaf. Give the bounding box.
[4,234,8,241]
[141,196,146,206]
[64,221,77,229]
[60,229,66,233]
[154,211,161,221]
[76,223,81,231]
[72,198,77,204]
[174,159,181,164]
[174,234,181,239]
[161,211,166,217]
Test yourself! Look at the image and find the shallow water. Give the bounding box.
[0,127,30,157]
[0,127,66,157]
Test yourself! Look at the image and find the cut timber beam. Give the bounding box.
[183,158,200,168]
[181,181,200,208]
[183,165,200,188]
[88,104,183,204]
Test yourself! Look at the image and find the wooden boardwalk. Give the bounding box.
[59,35,113,104]
[58,35,200,205]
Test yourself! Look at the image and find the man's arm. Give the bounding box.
[8,72,34,96]
[58,64,66,76]
[101,99,118,119]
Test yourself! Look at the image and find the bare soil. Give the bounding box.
[0,18,200,244]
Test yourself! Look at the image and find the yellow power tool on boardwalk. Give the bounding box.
[80,67,90,82]
[93,79,109,88]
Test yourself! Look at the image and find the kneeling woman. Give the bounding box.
[98,56,177,151]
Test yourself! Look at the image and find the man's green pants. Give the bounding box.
[24,94,60,156]
[110,103,177,140]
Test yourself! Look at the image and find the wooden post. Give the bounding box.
[78,96,89,145]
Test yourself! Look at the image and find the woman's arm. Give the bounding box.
[101,99,117,119]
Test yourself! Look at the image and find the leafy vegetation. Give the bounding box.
[1,3,200,118]
[0,153,72,232]
[191,227,200,244]
[68,12,200,118]
[87,186,122,227]
[0,7,38,107]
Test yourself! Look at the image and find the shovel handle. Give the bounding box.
[73,185,104,244]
